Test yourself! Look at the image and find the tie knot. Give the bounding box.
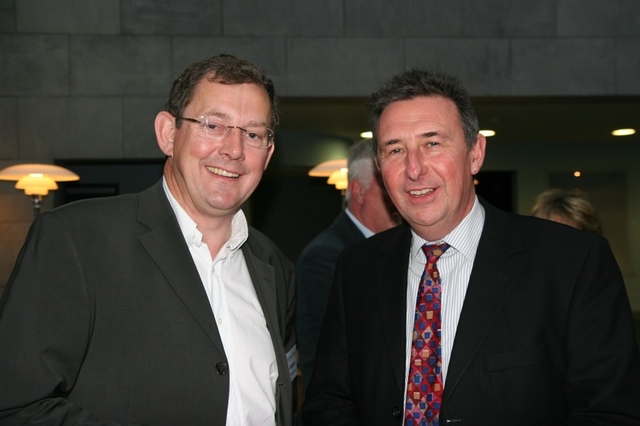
[422,243,450,265]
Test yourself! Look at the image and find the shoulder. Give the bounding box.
[37,192,141,231]
[480,199,606,257]
[33,181,166,236]
[45,180,163,220]
[299,212,365,259]
[339,223,411,263]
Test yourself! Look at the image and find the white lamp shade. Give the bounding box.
[0,164,79,182]
[308,159,348,177]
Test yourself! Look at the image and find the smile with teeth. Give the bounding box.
[410,188,434,196]
[206,166,239,178]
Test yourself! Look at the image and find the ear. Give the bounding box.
[155,111,176,157]
[470,133,486,175]
[350,179,365,205]
[263,143,275,170]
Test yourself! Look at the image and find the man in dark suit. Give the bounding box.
[297,139,399,395]
[303,69,640,425]
[0,54,296,425]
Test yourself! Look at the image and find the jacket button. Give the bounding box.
[215,362,228,375]
[392,406,402,419]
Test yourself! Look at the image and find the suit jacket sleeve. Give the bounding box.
[440,207,640,425]
[302,252,361,425]
[296,240,342,392]
[563,236,640,423]
[0,211,118,425]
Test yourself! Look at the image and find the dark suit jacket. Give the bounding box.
[296,210,366,393]
[303,199,640,425]
[0,180,296,426]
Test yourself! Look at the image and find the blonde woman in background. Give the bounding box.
[531,188,603,235]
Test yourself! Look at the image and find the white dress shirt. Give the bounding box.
[163,179,278,426]
[404,196,485,390]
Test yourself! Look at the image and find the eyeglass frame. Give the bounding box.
[175,115,275,149]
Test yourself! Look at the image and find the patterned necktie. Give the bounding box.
[405,243,450,426]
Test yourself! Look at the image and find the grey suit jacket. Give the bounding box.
[0,180,296,426]
[304,198,640,425]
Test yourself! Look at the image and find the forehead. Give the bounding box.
[189,80,271,118]
[378,96,460,132]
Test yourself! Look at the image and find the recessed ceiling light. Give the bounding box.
[611,128,636,136]
[360,131,373,139]
[574,171,581,177]
[479,130,496,137]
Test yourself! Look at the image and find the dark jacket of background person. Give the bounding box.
[296,210,366,392]
[296,139,399,397]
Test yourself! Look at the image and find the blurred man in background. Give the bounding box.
[297,138,399,396]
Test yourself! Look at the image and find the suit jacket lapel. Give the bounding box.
[442,202,524,404]
[376,226,413,392]
[242,236,280,339]
[137,181,226,357]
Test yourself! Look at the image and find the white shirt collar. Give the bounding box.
[162,177,248,253]
[410,195,485,263]
[345,208,374,238]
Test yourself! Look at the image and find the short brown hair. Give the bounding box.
[165,53,279,131]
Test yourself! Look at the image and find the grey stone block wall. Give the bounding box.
[2,0,638,162]
[1,0,640,296]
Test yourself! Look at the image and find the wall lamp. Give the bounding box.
[308,159,348,190]
[0,163,80,217]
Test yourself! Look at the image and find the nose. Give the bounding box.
[405,149,425,181]
[218,128,245,160]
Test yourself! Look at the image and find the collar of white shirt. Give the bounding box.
[162,177,248,255]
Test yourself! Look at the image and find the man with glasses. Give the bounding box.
[0,54,296,426]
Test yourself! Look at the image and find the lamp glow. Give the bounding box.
[0,163,80,217]
[308,159,349,192]
[611,128,636,136]
[15,175,58,196]
[308,159,348,178]
[327,168,348,190]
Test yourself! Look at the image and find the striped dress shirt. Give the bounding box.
[404,196,485,388]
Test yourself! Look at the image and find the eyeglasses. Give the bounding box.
[176,115,274,149]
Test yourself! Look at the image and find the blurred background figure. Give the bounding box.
[531,188,603,235]
[296,139,400,399]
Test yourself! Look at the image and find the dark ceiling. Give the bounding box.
[279,96,640,145]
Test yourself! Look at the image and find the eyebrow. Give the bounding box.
[380,130,444,147]
[202,111,268,128]
[422,131,442,138]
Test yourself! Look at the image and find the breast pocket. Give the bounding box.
[484,344,550,373]
[481,344,563,417]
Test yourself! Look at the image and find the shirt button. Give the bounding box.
[215,362,228,375]
[217,317,223,324]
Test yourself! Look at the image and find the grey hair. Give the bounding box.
[345,139,377,203]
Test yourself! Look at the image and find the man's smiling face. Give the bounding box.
[161,80,274,221]
[376,95,485,241]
